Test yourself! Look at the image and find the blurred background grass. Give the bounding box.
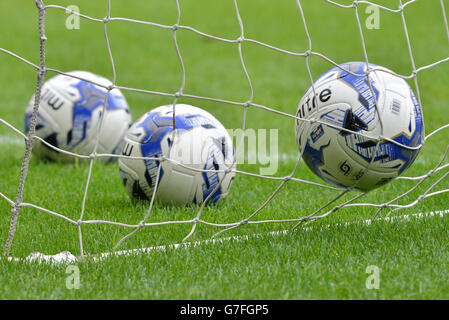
[0,0,448,299]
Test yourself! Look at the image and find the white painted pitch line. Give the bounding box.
[5,208,448,265]
[0,134,25,146]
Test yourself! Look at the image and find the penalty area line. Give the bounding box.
[4,208,448,265]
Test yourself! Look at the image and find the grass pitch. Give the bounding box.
[0,0,448,299]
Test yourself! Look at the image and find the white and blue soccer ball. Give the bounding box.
[118,104,235,206]
[25,71,132,162]
[295,62,424,190]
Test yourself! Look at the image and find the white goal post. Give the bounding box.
[1,0,449,261]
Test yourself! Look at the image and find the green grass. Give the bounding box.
[0,0,448,299]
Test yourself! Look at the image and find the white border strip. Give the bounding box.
[5,209,448,265]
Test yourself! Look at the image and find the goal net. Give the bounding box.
[1,0,448,262]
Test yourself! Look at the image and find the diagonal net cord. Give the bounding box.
[1,0,448,257]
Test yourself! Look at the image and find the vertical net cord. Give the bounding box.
[114,0,187,250]
[399,0,425,136]
[440,0,449,44]
[185,0,255,241]
[4,0,47,257]
[0,0,448,258]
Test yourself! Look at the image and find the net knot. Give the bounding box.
[103,17,110,23]
[352,1,358,8]
[172,24,179,31]
[89,152,96,160]
[237,36,244,44]
[305,49,311,57]
[174,91,182,98]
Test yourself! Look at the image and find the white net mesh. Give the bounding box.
[1,0,448,258]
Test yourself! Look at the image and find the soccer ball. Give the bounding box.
[295,62,424,190]
[118,104,235,205]
[24,71,132,162]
